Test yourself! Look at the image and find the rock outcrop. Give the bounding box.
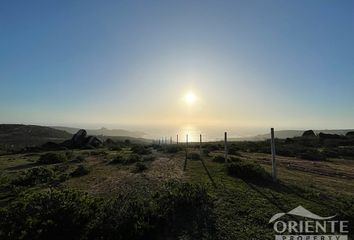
[302,130,316,137]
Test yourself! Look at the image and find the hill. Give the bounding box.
[53,126,146,138]
[231,129,354,141]
[0,124,71,150]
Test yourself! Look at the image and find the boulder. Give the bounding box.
[86,136,102,148]
[71,129,87,147]
[318,132,343,140]
[345,131,354,137]
[302,130,316,137]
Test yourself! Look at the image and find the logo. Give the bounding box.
[269,206,349,240]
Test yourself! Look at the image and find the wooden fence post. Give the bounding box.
[170,136,172,145]
[199,134,202,155]
[183,134,189,171]
[177,134,179,145]
[271,128,277,182]
[224,132,228,162]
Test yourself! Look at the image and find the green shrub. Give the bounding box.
[109,155,125,164]
[74,155,86,162]
[296,149,326,161]
[0,181,216,240]
[126,153,141,164]
[164,145,184,153]
[65,151,74,160]
[70,164,90,177]
[37,153,67,164]
[109,154,141,165]
[12,167,54,186]
[0,189,99,240]
[131,145,152,155]
[227,159,272,183]
[142,155,156,161]
[188,152,201,160]
[134,162,148,172]
[90,150,108,156]
[213,154,225,163]
[85,180,215,240]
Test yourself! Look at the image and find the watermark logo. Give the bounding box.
[269,206,349,240]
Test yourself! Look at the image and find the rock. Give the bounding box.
[345,131,354,137]
[71,129,87,147]
[302,130,316,137]
[86,136,102,148]
[318,132,343,140]
[61,129,102,149]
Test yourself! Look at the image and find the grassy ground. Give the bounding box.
[0,146,353,239]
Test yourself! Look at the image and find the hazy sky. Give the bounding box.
[1,0,354,137]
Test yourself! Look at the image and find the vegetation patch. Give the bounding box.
[12,167,55,187]
[188,152,201,160]
[70,164,90,177]
[0,181,216,240]
[131,145,152,155]
[134,162,148,172]
[227,159,272,183]
[109,154,142,165]
[37,153,67,164]
[212,154,226,163]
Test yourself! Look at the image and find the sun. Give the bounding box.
[184,92,197,105]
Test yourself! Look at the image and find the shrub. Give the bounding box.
[126,153,141,164]
[188,152,201,160]
[0,181,216,240]
[131,145,152,155]
[109,154,141,165]
[70,164,90,177]
[228,144,241,155]
[65,151,74,160]
[109,155,125,164]
[110,146,122,151]
[12,167,54,186]
[74,155,86,162]
[37,153,67,164]
[227,159,272,183]
[164,145,184,153]
[90,150,108,156]
[212,154,225,163]
[85,180,215,240]
[0,189,99,240]
[134,162,148,172]
[296,149,326,161]
[142,155,156,162]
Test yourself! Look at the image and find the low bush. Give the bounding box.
[296,149,326,161]
[131,145,152,155]
[37,153,67,164]
[74,155,86,162]
[90,150,108,156]
[70,164,90,177]
[12,167,54,186]
[213,154,225,163]
[188,152,201,160]
[134,162,148,172]
[164,145,184,153]
[227,159,272,183]
[142,155,156,162]
[109,154,141,165]
[109,155,125,164]
[0,181,216,240]
[0,189,99,240]
[126,153,141,163]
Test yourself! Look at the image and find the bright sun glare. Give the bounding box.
[184,92,197,105]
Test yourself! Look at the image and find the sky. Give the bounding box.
[1,0,354,139]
